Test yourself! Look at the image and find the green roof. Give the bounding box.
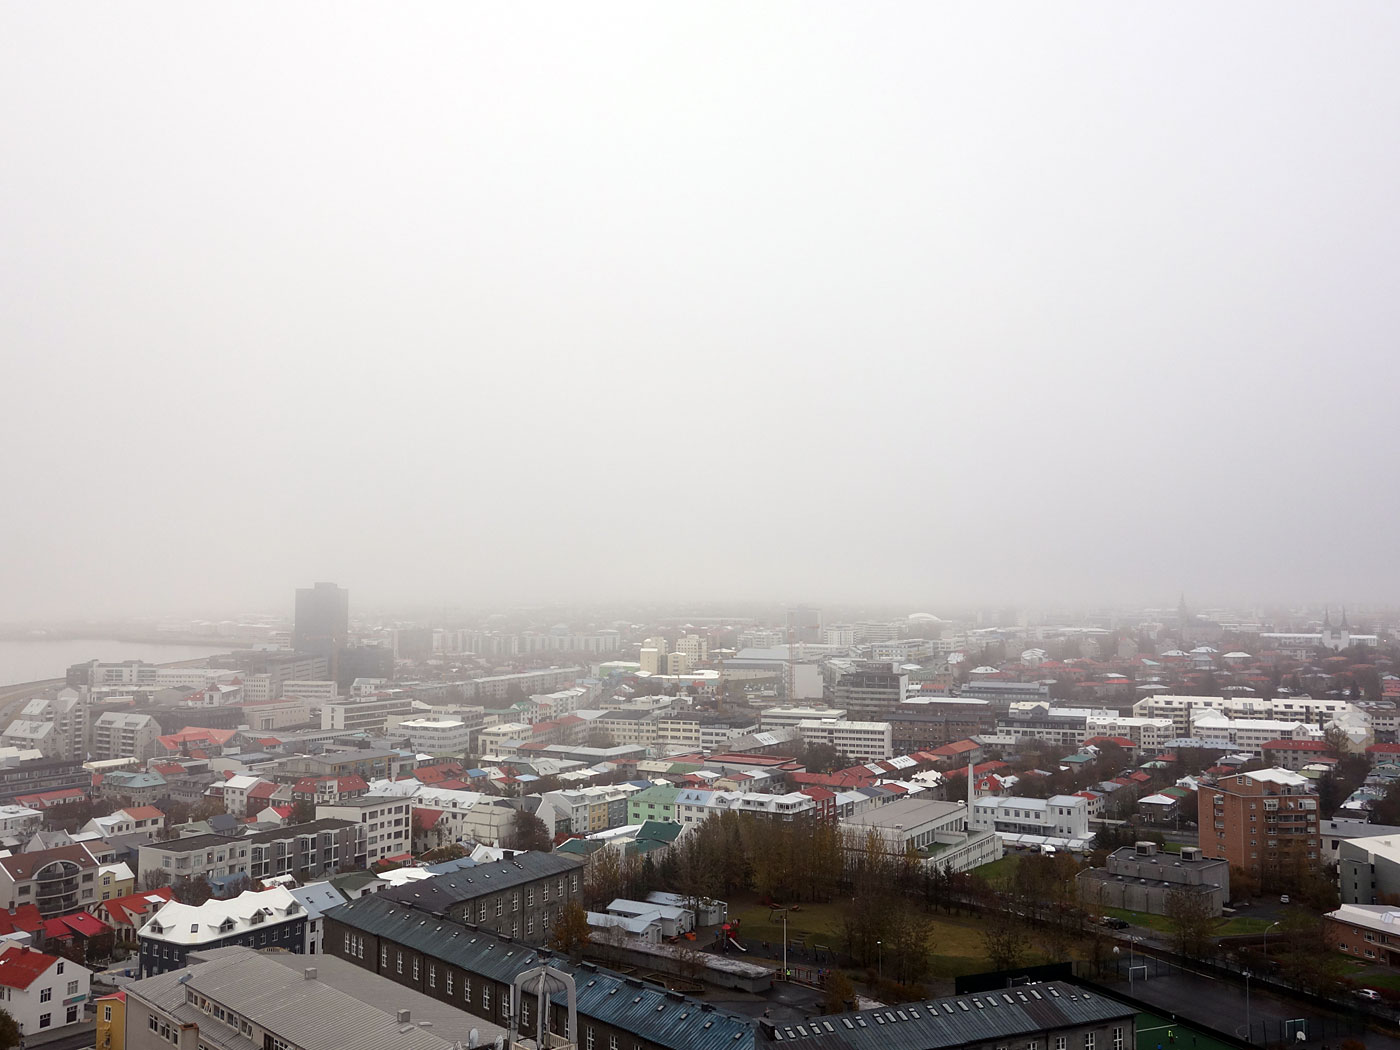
[628,785,680,805]
[634,820,682,844]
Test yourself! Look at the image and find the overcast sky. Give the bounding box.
[2,4,1398,621]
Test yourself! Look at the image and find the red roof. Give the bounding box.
[1129,772,1152,783]
[1084,736,1135,748]
[945,761,1010,779]
[44,911,110,939]
[268,805,293,818]
[121,806,165,820]
[0,946,58,990]
[413,808,445,830]
[14,788,86,807]
[0,906,44,936]
[247,782,280,800]
[1368,744,1400,755]
[151,762,184,775]
[101,888,175,928]
[800,786,837,801]
[1263,740,1330,751]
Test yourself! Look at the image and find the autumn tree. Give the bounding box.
[1164,888,1215,959]
[981,909,1030,971]
[0,1007,18,1050]
[549,901,592,962]
[821,971,855,1014]
[505,810,552,852]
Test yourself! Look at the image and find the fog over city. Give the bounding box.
[4,5,1399,621]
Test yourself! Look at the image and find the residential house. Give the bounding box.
[93,889,175,946]
[0,845,106,917]
[0,944,91,1036]
[137,886,306,977]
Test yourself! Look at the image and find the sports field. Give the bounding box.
[1135,1011,1239,1050]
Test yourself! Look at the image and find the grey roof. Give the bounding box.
[381,850,583,909]
[126,945,505,1050]
[762,983,1133,1050]
[327,894,756,1050]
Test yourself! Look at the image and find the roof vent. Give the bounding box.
[397,1009,411,1024]
[303,967,317,981]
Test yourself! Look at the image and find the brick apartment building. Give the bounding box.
[1197,768,1321,879]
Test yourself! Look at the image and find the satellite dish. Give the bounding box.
[470,1031,480,1048]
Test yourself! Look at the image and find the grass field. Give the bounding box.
[1135,1012,1236,1050]
[1098,907,1276,937]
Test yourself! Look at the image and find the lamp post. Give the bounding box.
[779,909,788,982]
[877,940,883,979]
[1243,970,1252,1043]
[1263,921,1281,958]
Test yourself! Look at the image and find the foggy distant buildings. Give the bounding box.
[293,582,349,677]
[833,661,909,720]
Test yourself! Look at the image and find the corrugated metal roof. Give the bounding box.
[329,895,756,1050]
[764,983,1133,1050]
[382,852,584,910]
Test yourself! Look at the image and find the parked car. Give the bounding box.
[1356,989,1382,1002]
[1280,895,1290,904]
[1101,916,1131,930]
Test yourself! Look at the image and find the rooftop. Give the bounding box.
[380,851,583,910]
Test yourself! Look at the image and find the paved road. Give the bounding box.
[21,1019,96,1050]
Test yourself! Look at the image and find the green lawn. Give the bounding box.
[1102,907,1175,933]
[971,854,1022,888]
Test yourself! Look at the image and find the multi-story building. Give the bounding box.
[1077,841,1231,916]
[124,945,506,1050]
[293,582,349,671]
[1337,835,1400,905]
[1132,694,1353,735]
[138,887,307,976]
[0,844,106,917]
[1,692,88,760]
[626,785,680,824]
[833,662,909,721]
[0,945,91,1037]
[460,668,583,703]
[321,695,415,733]
[377,851,584,945]
[1325,903,1400,967]
[95,990,124,1050]
[290,774,370,807]
[211,649,329,701]
[1197,768,1321,878]
[89,711,160,763]
[0,804,43,840]
[674,789,817,825]
[136,819,366,885]
[281,680,341,703]
[970,794,1092,844]
[796,719,892,762]
[397,719,472,754]
[761,706,847,729]
[0,754,89,805]
[1189,715,1322,753]
[316,797,412,866]
[84,806,166,843]
[326,894,754,1050]
[839,798,1002,872]
[278,749,403,782]
[541,786,629,835]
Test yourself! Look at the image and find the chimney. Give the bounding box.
[303,967,317,981]
[967,755,976,802]
[397,1010,411,1024]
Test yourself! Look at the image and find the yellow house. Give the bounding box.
[97,863,135,902]
[96,991,125,1050]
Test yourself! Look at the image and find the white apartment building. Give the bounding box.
[316,796,412,865]
[674,634,709,665]
[1083,715,1177,751]
[674,789,816,825]
[521,686,592,723]
[797,718,893,762]
[219,775,266,818]
[476,722,533,753]
[0,692,87,760]
[0,946,90,1036]
[869,639,933,663]
[762,706,848,729]
[319,695,413,733]
[397,718,472,754]
[90,711,160,763]
[1132,694,1352,734]
[971,794,1092,844]
[639,638,669,675]
[281,680,340,703]
[1188,715,1323,753]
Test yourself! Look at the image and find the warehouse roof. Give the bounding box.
[381,850,582,909]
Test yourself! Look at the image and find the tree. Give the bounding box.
[821,970,855,1014]
[0,1007,18,1050]
[549,901,592,962]
[505,810,552,853]
[189,797,226,822]
[419,843,468,865]
[292,799,317,824]
[142,869,172,891]
[174,875,214,906]
[980,909,1030,971]
[1164,888,1215,959]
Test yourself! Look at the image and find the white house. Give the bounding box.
[0,945,90,1036]
[970,794,1092,846]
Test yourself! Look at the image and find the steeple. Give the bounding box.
[1342,606,1350,629]
[1323,607,1332,628]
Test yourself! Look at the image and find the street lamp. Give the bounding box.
[877,940,883,979]
[1243,970,1252,1043]
[1263,921,1282,958]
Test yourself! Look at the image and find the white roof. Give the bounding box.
[1241,767,1312,788]
[377,867,437,888]
[287,880,347,919]
[140,886,302,944]
[1138,793,1179,806]
[223,774,261,791]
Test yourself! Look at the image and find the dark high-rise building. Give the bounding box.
[293,582,348,674]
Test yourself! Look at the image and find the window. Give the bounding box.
[446,971,454,996]
[428,963,435,989]
[1085,1034,1095,1050]
[104,1007,113,1022]
[465,976,472,1004]
[610,1035,619,1050]
[479,902,487,923]
[527,917,535,936]
[484,985,492,1011]
[41,987,52,1002]
[1055,1038,1067,1050]
[527,889,534,907]
[397,951,403,974]
[512,921,519,939]
[412,958,420,980]
[381,946,388,968]
[496,898,503,917]
[56,962,64,974]
[67,981,78,995]
[1114,1028,1124,1050]
[39,1013,51,1029]
[587,1027,595,1050]
[512,892,520,913]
